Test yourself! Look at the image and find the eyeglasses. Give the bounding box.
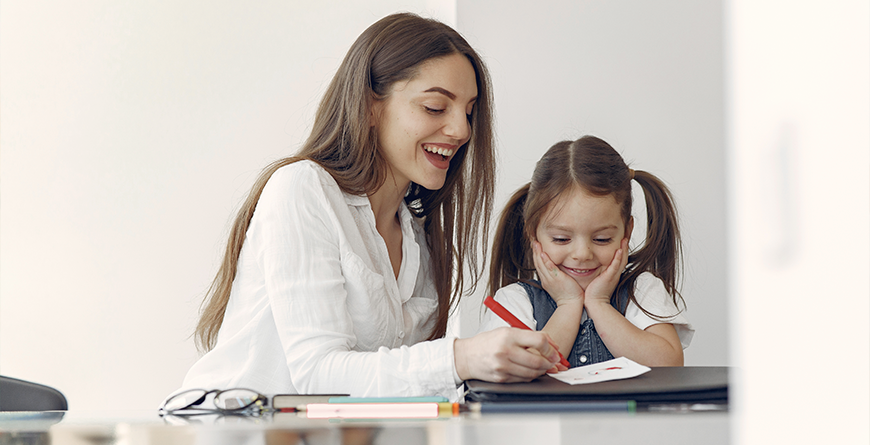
[159,388,268,416]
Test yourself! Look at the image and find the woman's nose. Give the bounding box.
[443,109,471,143]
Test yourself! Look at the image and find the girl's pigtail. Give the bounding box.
[488,183,533,296]
[623,170,685,314]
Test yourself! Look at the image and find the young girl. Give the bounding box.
[169,13,563,404]
[481,136,694,368]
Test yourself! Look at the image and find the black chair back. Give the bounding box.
[0,376,68,411]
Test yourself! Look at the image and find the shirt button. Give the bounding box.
[580,355,588,363]
[398,331,404,338]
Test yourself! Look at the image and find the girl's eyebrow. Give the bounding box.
[423,87,477,103]
[545,223,618,233]
[592,224,619,232]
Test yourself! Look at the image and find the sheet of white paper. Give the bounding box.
[549,357,651,385]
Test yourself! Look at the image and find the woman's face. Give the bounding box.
[535,187,633,290]
[372,53,477,191]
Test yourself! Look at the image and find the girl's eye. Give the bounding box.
[594,238,613,244]
[551,237,570,244]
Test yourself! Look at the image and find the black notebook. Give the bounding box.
[465,366,728,406]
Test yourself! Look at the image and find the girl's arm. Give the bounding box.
[583,302,684,366]
[584,268,685,366]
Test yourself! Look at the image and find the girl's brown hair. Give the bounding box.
[488,136,683,317]
[195,13,495,352]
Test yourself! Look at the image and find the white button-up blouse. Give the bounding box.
[176,160,459,399]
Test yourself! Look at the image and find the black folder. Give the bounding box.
[465,366,728,406]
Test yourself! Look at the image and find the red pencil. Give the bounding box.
[484,296,571,368]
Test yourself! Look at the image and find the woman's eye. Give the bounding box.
[424,106,445,114]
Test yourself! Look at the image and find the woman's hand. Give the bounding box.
[533,241,584,308]
[454,327,566,383]
[583,238,629,307]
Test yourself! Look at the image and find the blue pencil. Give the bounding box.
[467,400,636,413]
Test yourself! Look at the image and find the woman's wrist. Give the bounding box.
[453,337,469,381]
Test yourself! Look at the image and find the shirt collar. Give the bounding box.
[342,191,370,207]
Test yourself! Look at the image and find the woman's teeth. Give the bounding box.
[424,145,454,157]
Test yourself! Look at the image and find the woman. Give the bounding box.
[176,12,563,401]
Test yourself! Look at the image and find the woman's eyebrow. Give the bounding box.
[423,87,455,99]
[424,86,478,103]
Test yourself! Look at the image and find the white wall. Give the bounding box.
[456,0,728,367]
[13,0,846,421]
[0,0,456,411]
[727,0,870,443]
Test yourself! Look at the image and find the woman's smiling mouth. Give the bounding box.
[422,143,455,169]
[423,143,454,158]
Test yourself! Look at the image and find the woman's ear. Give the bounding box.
[369,97,383,128]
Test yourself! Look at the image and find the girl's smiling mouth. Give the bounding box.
[560,265,598,277]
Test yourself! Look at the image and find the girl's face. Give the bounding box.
[535,187,633,290]
[372,53,477,191]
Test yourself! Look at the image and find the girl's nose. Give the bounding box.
[571,242,594,261]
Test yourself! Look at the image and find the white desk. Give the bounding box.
[2,408,729,445]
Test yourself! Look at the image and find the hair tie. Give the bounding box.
[629,169,635,180]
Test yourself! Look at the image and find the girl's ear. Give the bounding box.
[625,216,635,242]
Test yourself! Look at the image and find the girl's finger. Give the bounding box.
[609,249,623,274]
[539,248,559,278]
[619,238,630,269]
[605,238,629,276]
[532,241,556,285]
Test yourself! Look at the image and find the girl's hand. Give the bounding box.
[583,238,629,307]
[533,241,584,308]
[454,327,565,383]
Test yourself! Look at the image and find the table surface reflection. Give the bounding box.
[0,407,730,445]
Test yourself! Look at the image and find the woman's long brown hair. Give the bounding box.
[195,13,495,352]
[488,136,683,318]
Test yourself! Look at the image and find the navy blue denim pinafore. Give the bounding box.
[518,280,630,368]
